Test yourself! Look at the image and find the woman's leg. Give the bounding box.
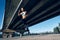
[22,19,29,29]
[22,19,27,25]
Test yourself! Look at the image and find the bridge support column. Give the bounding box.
[2,32,8,38]
[20,33,22,38]
[8,32,12,38]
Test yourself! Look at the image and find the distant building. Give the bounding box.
[58,23,60,31]
[54,23,60,33]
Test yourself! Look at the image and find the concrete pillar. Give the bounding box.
[9,34,12,38]
[2,33,7,38]
[20,33,22,38]
[8,32,12,38]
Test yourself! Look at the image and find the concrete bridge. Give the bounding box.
[1,0,60,38]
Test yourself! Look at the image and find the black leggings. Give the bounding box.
[22,19,27,25]
[21,19,29,28]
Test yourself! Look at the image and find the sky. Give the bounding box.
[29,16,60,33]
[0,0,60,33]
[0,0,5,29]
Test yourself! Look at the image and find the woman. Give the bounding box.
[18,8,30,36]
[18,8,28,26]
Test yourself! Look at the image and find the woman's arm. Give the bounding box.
[18,10,20,16]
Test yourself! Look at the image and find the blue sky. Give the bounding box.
[0,0,5,29]
[0,0,60,33]
[29,16,60,33]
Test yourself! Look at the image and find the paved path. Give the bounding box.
[0,34,60,40]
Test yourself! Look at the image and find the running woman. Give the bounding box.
[18,8,27,25]
[18,8,30,35]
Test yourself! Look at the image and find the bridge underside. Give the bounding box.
[2,0,60,33]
